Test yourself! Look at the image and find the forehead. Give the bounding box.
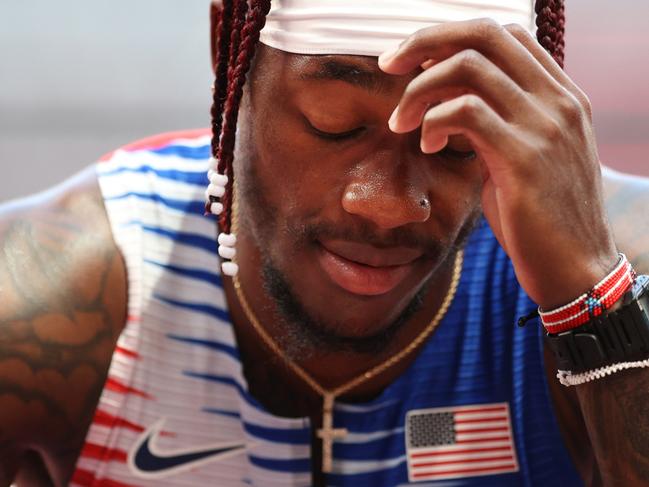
[254,45,401,95]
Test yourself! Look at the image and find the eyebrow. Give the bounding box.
[299,59,388,93]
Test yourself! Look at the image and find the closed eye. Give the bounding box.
[306,118,365,141]
[437,146,477,161]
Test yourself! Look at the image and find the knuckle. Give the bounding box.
[542,118,563,139]
[457,94,484,120]
[456,49,485,72]
[557,91,585,123]
[575,89,593,119]
[504,23,533,41]
[472,17,504,40]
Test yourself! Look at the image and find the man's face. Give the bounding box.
[234,45,483,354]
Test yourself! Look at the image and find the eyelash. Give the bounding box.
[437,146,477,161]
[310,125,365,141]
[308,121,476,161]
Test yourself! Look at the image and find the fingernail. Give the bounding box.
[388,106,399,131]
[378,47,398,67]
[420,139,433,154]
[420,59,436,70]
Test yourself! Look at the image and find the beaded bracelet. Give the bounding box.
[540,253,635,334]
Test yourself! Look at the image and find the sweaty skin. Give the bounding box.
[1,20,649,487]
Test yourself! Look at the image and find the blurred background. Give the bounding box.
[0,0,647,202]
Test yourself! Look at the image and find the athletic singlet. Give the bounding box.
[71,129,583,486]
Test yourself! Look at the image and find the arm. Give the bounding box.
[0,167,127,486]
[572,169,649,485]
[376,18,649,486]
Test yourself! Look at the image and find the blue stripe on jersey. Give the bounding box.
[167,334,239,361]
[248,455,311,473]
[333,435,404,461]
[99,166,207,186]
[149,143,210,160]
[182,370,265,411]
[106,192,205,214]
[242,422,310,445]
[121,222,217,254]
[155,295,230,323]
[202,407,242,419]
[146,260,223,288]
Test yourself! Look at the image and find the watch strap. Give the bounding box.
[545,275,649,373]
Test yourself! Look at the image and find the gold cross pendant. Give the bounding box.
[317,393,348,473]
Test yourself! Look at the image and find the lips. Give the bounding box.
[317,239,422,296]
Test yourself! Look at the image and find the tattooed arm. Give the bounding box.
[568,168,649,485]
[0,167,127,486]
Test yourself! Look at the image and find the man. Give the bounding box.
[1,0,649,485]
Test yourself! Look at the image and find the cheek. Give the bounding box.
[251,115,344,218]
[427,161,484,235]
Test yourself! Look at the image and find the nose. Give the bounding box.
[342,170,431,230]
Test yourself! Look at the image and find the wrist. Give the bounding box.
[540,253,634,334]
[534,253,620,311]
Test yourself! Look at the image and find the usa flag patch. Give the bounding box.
[405,402,518,482]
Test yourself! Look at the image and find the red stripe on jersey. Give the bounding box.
[97,128,210,163]
[92,409,144,433]
[455,435,511,444]
[413,453,515,468]
[120,129,210,153]
[454,416,507,424]
[411,445,513,459]
[457,426,510,434]
[114,346,140,359]
[453,405,508,415]
[72,468,137,487]
[80,443,128,463]
[104,377,152,399]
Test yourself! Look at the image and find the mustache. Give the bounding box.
[288,219,444,255]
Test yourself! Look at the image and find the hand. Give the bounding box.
[379,19,618,309]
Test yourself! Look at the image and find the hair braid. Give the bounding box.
[215,0,271,233]
[210,0,233,161]
[217,0,250,180]
[535,0,565,68]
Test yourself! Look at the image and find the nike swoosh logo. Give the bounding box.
[128,418,248,479]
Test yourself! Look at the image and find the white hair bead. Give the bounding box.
[218,233,237,247]
[221,261,239,276]
[209,202,224,215]
[209,172,229,187]
[218,245,236,260]
[207,183,226,198]
[208,156,218,170]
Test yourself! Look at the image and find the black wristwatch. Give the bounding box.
[545,275,649,373]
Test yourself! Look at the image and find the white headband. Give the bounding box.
[259,0,535,57]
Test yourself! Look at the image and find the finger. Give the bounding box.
[390,48,537,134]
[379,18,560,94]
[418,94,519,177]
[504,23,593,119]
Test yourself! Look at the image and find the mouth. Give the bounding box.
[316,239,423,296]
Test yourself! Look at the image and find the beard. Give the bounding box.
[260,256,432,360]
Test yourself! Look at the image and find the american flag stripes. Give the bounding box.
[405,402,518,482]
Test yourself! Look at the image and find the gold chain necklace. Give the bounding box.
[230,206,463,473]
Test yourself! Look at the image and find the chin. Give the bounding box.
[261,249,437,355]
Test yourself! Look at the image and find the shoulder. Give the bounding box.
[602,167,649,274]
[0,166,127,481]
